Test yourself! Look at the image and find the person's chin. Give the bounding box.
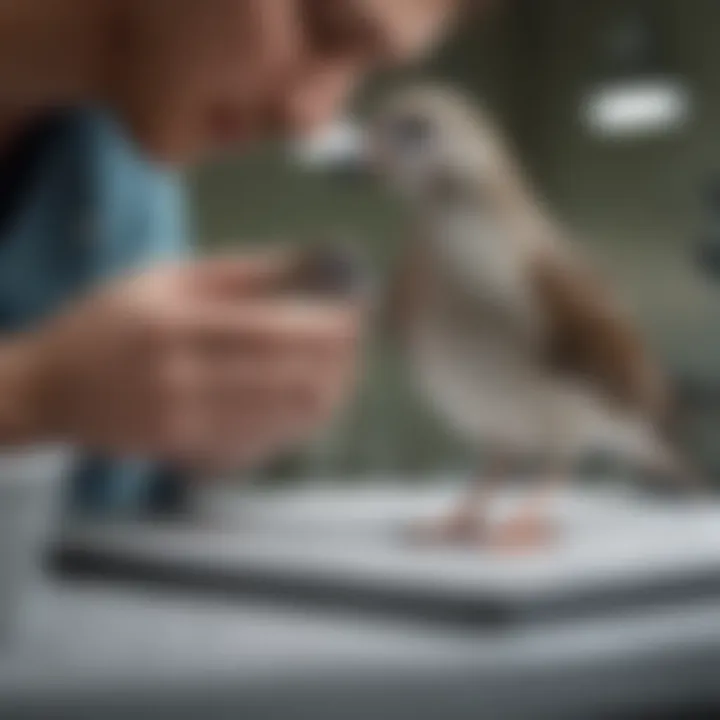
[112,116,194,167]
[125,110,277,165]
[126,125,219,168]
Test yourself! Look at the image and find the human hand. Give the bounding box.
[24,252,362,468]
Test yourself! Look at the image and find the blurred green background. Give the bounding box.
[188,0,720,482]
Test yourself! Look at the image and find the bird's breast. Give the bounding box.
[426,209,542,334]
[408,293,550,451]
[431,211,524,290]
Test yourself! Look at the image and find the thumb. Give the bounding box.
[188,248,297,299]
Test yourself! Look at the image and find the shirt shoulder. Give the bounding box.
[71,109,192,276]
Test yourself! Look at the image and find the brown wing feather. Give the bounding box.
[529,249,670,423]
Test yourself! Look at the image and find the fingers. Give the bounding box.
[187,248,297,298]
[179,300,360,359]
[163,357,354,467]
[148,318,358,467]
[184,247,371,305]
[55,254,363,469]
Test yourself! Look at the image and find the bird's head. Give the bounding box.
[368,84,520,212]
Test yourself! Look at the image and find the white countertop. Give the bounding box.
[0,578,719,719]
[4,481,720,718]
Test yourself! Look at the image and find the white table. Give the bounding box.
[57,482,720,625]
[3,482,720,719]
[0,580,719,719]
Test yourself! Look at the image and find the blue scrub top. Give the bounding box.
[0,109,191,517]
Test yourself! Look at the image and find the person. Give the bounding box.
[0,0,462,515]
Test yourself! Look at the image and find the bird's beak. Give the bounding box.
[289,117,373,181]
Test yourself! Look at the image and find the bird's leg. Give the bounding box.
[487,405,568,554]
[407,456,508,546]
[487,470,565,554]
[428,474,499,544]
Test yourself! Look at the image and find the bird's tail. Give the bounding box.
[644,376,715,499]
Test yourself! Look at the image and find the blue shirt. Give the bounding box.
[0,109,190,516]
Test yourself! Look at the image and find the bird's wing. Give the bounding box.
[529,245,670,422]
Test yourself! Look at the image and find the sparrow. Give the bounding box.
[367,84,697,552]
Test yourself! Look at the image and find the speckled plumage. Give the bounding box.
[372,85,686,549]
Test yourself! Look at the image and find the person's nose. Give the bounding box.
[285,62,374,181]
[285,61,361,135]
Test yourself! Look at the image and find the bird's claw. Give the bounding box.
[405,512,488,547]
[487,515,557,555]
[405,512,557,555]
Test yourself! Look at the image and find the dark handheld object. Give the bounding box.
[288,240,375,303]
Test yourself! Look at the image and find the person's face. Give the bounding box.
[107,0,462,164]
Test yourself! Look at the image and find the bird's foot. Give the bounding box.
[406,510,488,547]
[487,514,557,555]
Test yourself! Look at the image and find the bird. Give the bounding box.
[366,84,698,552]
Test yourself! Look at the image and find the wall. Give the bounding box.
[522,0,720,376]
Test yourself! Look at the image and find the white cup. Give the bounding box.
[0,445,73,649]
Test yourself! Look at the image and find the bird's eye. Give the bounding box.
[387,113,434,152]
